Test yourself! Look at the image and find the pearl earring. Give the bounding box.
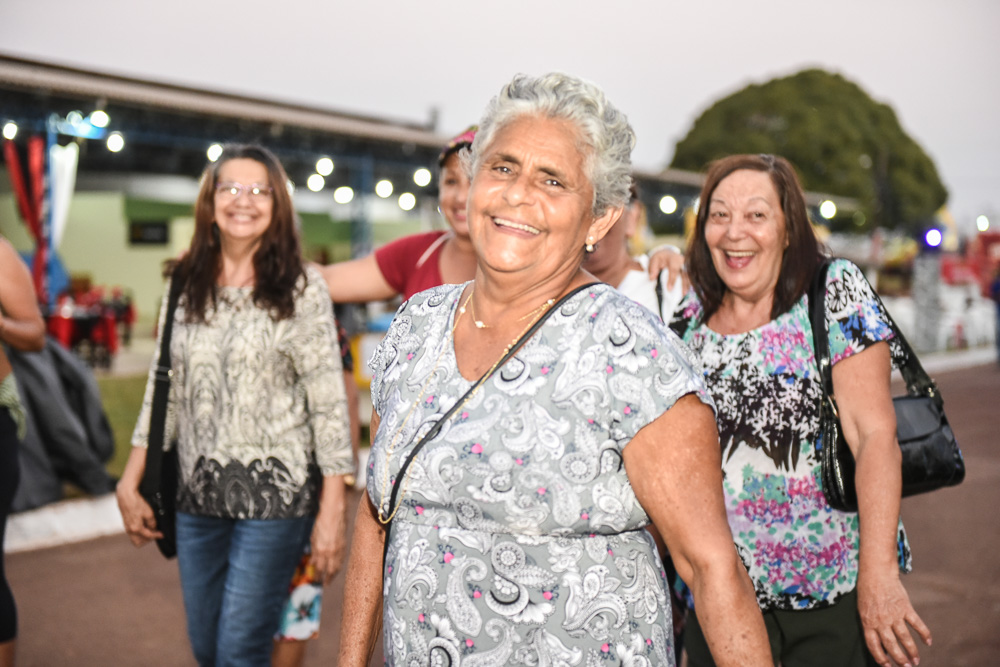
[585,236,595,253]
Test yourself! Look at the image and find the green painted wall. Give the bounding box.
[0,190,428,322]
[0,192,192,323]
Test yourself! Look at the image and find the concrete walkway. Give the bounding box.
[6,356,996,666]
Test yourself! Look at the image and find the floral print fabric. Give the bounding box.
[669,258,912,611]
[368,283,711,665]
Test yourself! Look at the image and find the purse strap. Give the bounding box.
[382,282,598,564]
[808,257,940,408]
[140,272,184,495]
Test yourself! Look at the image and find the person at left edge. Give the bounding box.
[0,236,46,667]
[115,144,352,667]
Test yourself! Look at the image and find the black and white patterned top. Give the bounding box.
[132,265,352,520]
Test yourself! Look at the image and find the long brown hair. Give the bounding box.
[171,144,304,322]
[686,154,822,323]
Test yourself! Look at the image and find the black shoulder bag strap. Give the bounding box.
[139,273,184,497]
[382,282,597,565]
[808,258,940,411]
[654,269,666,317]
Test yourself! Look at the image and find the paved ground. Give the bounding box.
[5,354,998,665]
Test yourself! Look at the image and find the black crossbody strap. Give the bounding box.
[808,258,939,407]
[140,273,184,495]
[382,282,598,564]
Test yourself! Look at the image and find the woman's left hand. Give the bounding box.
[646,243,690,293]
[310,475,348,584]
[833,342,932,666]
[858,570,932,666]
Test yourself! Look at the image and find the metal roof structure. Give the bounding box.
[0,54,857,237]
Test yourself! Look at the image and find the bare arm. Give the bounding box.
[344,369,361,477]
[646,243,690,293]
[316,255,398,303]
[310,474,348,583]
[833,342,931,666]
[623,394,771,666]
[0,238,45,351]
[337,410,385,666]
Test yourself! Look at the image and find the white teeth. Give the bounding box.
[726,250,755,257]
[494,218,540,235]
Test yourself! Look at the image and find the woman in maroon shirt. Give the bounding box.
[318,127,478,302]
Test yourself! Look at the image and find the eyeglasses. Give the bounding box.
[215,182,274,201]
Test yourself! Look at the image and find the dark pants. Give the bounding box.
[0,407,20,643]
[685,588,878,667]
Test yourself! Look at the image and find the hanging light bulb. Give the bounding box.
[106,132,125,152]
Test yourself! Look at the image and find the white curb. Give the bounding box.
[4,449,371,553]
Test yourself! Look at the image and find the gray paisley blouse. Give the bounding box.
[368,283,713,666]
[132,265,352,520]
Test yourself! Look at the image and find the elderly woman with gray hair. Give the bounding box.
[338,73,770,666]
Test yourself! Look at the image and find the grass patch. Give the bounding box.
[96,374,147,479]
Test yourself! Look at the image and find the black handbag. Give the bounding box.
[809,258,965,512]
[138,273,184,559]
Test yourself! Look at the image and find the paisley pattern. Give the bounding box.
[132,265,352,520]
[669,259,912,612]
[368,283,711,665]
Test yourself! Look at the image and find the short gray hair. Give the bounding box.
[465,72,635,216]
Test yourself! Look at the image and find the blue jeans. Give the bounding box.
[176,512,312,667]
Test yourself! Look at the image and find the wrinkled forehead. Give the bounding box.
[480,113,595,182]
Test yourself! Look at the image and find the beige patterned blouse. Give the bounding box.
[132,265,351,520]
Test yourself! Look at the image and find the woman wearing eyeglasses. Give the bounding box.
[115,144,353,667]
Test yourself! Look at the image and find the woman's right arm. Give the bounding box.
[623,394,771,666]
[318,255,398,303]
[116,281,173,547]
[0,238,45,352]
[116,446,161,547]
[646,243,689,293]
[337,410,386,665]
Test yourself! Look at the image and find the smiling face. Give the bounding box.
[438,152,471,238]
[467,114,620,285]
[704,169,789,305]
[212,158,274,248]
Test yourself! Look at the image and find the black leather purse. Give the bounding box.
[810,258,965,512]
[138,273,184,559]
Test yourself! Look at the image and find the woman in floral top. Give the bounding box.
[667,154,931,667]
[116,145,352,667]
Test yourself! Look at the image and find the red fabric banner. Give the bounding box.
[1,137,48,300]
[2,140,36,235]
[27,136,48,301]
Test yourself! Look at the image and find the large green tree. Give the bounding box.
[670,69,947,231]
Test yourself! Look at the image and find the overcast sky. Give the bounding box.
[3,0,998,232]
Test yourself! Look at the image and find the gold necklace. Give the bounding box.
[460,289,556,329]
[376,288,557,524]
